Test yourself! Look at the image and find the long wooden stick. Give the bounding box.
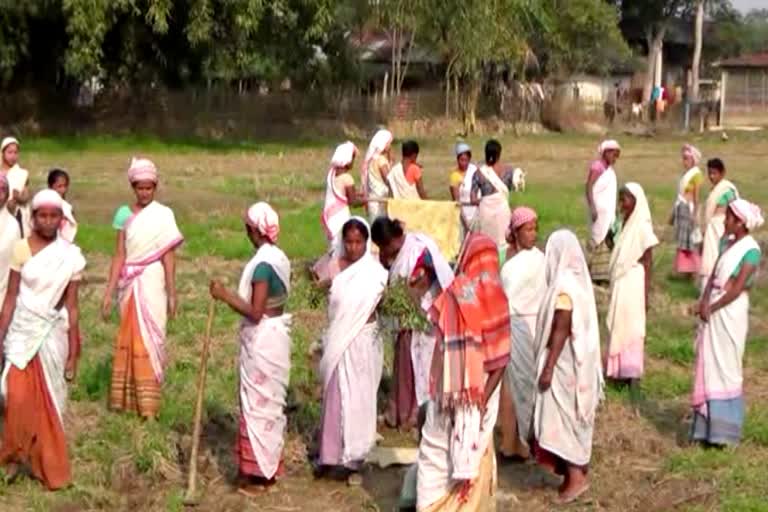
[183,300,216,506]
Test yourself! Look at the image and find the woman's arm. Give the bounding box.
[416,177,428,200]
[17,179,31,205]
[101,231,126,319]
[344,185,368,207]
[162,249,177,319]
[640,247,653,312]
[0,271,20,357]
[449,185,460,202]
[538,309,572,392]
[702,263,756,321]
[585,174,598,222]
[210,280,268,324]
[64,280,80,380]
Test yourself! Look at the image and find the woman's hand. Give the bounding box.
[64,355,78,382]
[167,292,178,320]
[698,301,712,323]
[209,280,226,301]
[590,209,598,223]
[538,366,553,392]
[100,295,112,321]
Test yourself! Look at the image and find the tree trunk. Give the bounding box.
[643,31,656,104]
[462,77,481,135]
[445,62,452,117]
[691,0,704,103]
[397,26,417,96]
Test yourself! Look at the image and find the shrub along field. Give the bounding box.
[0,132,767,511]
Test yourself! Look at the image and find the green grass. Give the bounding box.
[646,317,696,365]
[641,368,691,400]
[20,134,333,154]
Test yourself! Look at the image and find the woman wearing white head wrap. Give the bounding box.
[585,140,620,283]
[315,217,388,484]
[448,142,478,239]
[0,188,86,490]
[671,144,704,276]
[210,201,293,491]
[322,141,365,248]
[606,183,659,384]
[103,157,183,420]
[1,136,32,238]
[532,230,603,504]
[362,129,394,222]
[692,199,763,447]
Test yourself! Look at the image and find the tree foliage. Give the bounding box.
[0,0,340,89]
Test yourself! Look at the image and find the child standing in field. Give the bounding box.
[48,169,78,243]
[102,158,183,421]
[388,140,428,200]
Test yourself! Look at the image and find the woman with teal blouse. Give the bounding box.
[693,199,764,447]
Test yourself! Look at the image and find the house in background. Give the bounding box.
[715,52,768,126]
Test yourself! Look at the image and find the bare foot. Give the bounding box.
[347,472,363,487]
[556,469,589,504]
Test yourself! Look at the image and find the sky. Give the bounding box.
[731,0,766,13]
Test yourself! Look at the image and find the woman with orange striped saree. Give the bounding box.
[0,190,86,490]
[416,233,511,511]
[102,158,183,419]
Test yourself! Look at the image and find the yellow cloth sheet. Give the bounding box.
[386,199,461,262]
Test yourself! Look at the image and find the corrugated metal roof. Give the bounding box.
[716,52,768,68]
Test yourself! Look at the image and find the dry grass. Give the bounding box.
[1,131,767,511]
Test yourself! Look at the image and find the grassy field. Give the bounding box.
[1,131,767,511]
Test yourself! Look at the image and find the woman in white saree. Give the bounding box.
[532,230,603,504]
[498,206,546,459]
[210,202,293,493]
[1,137,32,237]
[316,217,388,484]
[0,189,85,490]
[362,129,394,222]
[0,175,21,306]
[48,169,78,243]
[371,217,454,431]
[471,140,513,249]
[586,140,619,284]
[102,158,183,419]
[699,158,738,290]
[692,199,763,447]
[671,144,704,276]
[606,183,658,385]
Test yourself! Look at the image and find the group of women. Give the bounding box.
[0,132,763,512]
[588,140,764,452]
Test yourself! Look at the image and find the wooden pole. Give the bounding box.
[183,300,216,507]
[719,70,728,128]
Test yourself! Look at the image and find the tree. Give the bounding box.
[691,0,704,102]
[418,0,628,133]
[618,0,690,103]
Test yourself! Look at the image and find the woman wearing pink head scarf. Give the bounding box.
[692,199,763,447]
[102,158,183,420]
[497,207,546,459]
[671,144,704,276]
[210,202,292,494]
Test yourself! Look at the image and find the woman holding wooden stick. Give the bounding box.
[209,201,292,495]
